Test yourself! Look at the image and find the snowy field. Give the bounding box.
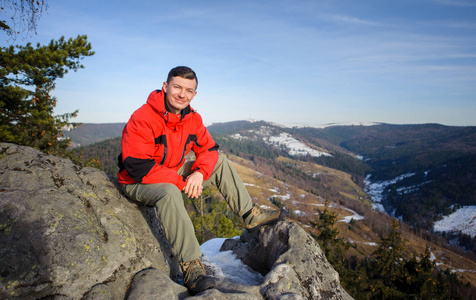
[433,206,476,238]
[265,132,331,158]
[230,126,332,158]
[338,207,365,223]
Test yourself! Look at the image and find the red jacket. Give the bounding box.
[118,89,219,190]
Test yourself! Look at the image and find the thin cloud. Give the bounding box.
[433,0,476,7]
[326,14,384,27]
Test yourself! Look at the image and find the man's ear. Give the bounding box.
[162,81,168,90]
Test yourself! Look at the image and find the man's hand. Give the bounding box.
[183,171,204,198]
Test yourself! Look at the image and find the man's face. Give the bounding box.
[163,76,197,114]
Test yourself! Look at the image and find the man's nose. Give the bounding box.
[178,89,186,98]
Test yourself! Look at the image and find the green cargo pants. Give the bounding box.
[122,154,253,263]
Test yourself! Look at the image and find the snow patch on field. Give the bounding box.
[265,132,332,158]
[231,126,332,158]
[364,173,415,212]
[433,206,476,238]
[338,207,365,223]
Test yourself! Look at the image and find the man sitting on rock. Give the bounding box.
[117,66,287,295]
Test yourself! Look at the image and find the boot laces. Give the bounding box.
[183,259,205,285]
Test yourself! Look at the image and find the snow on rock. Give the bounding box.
[433,206,476,238]
[200,237,263,285]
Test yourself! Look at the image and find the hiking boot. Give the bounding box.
[243,205,287,232]
[181,258,216,295]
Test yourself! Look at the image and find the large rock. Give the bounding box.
[220,221,353,300]
[0,143,179,299]
[0,143,352,299]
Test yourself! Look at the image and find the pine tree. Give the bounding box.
[216,214,241,238]
[370,219,407,299]
[312,198,350,266]
[395,245,440,298]
[372,219,406,279]
[0,35,94,157]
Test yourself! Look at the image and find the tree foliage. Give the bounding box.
[312,198,350,266]
[310,209,469,299]
[187,190,242,244]
[372,219,406,281]
[0,35,94,157]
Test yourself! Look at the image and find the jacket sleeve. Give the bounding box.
[121,115,187,190]
[190,113,219,180]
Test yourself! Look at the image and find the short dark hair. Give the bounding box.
[167,66,198,89]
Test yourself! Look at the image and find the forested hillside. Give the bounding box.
[74,137,122,178]
[64,123,125,148]
[302,124,476,243]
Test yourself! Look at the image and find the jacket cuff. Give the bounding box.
[192,167,209,181]
[177,176,187,191]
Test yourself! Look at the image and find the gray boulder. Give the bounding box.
[0,143,352,299]
[0,143,179,299]
[221,221,353,300]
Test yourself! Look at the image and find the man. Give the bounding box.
[118,66,286,295]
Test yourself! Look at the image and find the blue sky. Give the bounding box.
[2,0,476,126]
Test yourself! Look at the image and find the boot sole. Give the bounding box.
[188,276,216,295]
[246,209,287,232]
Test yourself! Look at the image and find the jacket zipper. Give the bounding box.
[176,145,187,167]
[160,146,167,165]
[159,111,168,165]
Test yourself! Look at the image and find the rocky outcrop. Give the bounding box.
[0,143,352,299]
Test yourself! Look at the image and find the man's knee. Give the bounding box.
[154,184,185,211]
[215,153,228,168]
[158,183,182,196]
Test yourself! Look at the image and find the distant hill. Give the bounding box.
[63,123,125,147]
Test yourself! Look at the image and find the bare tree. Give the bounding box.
[1,0,48,40]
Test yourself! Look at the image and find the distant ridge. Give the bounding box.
[304,121,382,129]
[64,122,126,147]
